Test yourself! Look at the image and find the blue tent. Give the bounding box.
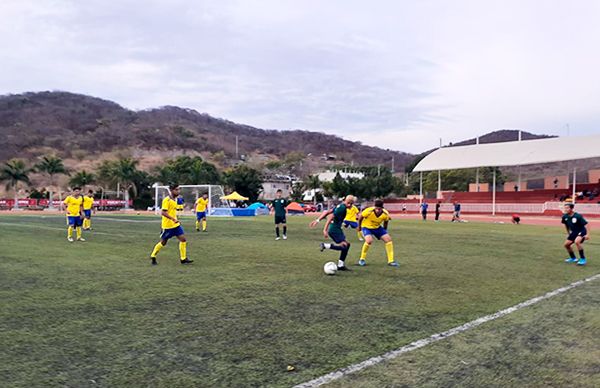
[248,202,268,210]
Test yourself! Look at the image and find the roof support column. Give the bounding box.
[572,168,577,204]
[419,172,423,204]
[492,168,496,216]
[437,170,441,199]
[475,168,480,192]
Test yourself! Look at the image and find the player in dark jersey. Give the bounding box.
[270,189,289,240]
[562,203,589,266]
[310,195,355,271]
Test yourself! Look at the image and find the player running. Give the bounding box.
[357,199,398,267]
[343,202,364,241]
[195,192,209,232]
[562,203,589,266]
[310,195,355,271]
[64,187,85,242]
[82,189,94,230]
[149,184,193,265]
[270,189,289,240]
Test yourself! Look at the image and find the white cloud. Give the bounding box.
[1,0,599,153]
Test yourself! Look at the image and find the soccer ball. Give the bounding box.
[323,261,338,275]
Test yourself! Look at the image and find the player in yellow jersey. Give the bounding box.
[149,184,193,265]
[194,193,209,232]
[82,190,94,230]
[343,203,364,241]
[357,199,398,267]
[63,187,85,242]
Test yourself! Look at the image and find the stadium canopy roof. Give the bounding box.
[413,134,600,172]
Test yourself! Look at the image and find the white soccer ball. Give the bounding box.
[324,261,338,275]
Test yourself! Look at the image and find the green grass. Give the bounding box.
[0,214,598,387]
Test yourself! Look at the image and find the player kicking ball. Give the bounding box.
[562,203,589,266]
[343,202,364,241]
[310,195,355,271]
[357,199,398,267]
[270,189,289,240]
[64,187,85,242]
[195,192,209,232]
[149,184,193,266]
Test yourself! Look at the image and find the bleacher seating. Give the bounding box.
[443,184,600,204]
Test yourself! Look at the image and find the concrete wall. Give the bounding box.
[469,183,489,192]
[544,176,568,189]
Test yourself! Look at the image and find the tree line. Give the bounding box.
[0,155,263,208]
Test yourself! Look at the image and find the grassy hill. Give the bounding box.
[0,91,414,171]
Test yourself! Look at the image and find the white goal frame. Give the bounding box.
[153,184,233,216]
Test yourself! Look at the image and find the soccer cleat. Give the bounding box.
[337,265,351,271]
[196,228,200,232]
[565,258,578,263]
[151,257,158,265]
[275,237,281,241]
[358,259,366,266]
[67,237,74,242]
[358,237,364,241]
[283,235,287,240]
[388,262,400,267]
[180,258,194,264]
[577,258,587,266]
[77,237,86,242]
[320,242,326,252]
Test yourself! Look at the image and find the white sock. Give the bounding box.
[324,243,331,249]
[338,260,345,267]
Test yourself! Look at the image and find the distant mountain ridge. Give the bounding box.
[0,91,414,170]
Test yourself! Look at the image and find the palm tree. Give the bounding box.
[69,170,96,187]
[36,155,68,209]
[0,159,33,210]
[97,158,140,209]
[306,175,321,204]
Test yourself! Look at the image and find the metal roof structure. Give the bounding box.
[413,134,600,172]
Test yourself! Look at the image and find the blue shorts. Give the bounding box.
[362,227,388,240]
[567,228,587,242]
[83,209,92,218]
[196,211,206,220]
[68,216,83,227]
[343,220,359,229]
[328,229,346,244]
[161,225,185,240]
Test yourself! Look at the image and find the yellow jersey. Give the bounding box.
[344,205,359,222]
[360,206,391,229]
[196,197,209,212]
[161,197,180,230]
[83,195,94,210]
[64,195,83,216]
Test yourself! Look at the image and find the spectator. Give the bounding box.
[435,201,441,222]
[511,213,521,224]
[420,201,429,221]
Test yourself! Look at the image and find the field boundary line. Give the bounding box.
[294,272,600,388]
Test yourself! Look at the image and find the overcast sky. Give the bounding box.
[1,0,599,153]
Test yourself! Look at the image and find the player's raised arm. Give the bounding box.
[310,208,334,228]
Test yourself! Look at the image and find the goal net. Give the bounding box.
[153,184,233,217]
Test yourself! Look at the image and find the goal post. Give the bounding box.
[153,184,233,216]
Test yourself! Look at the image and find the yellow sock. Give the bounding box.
[151,242,164,258]
[202,220,207,231]
[68,226,73,238]
[357,230,363,240]
[385,241,394,263]
[87,219,91,229]
[360,242,371,260]
[76,227,82,239]
[195,220,200,230]
[179,241,187,260]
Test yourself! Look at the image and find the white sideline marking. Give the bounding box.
[0,221,156,237]
[294,273,600,388]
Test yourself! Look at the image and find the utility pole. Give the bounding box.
[235,135,239,159]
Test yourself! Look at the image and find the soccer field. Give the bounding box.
[1,214,598,387]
